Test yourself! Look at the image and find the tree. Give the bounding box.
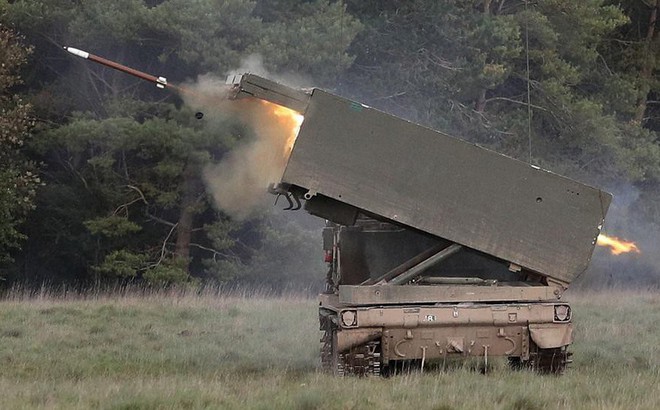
[343,0,660,286]
[24,103,223,284]
[253,0,362,87]
[0,24,38,265]
[343,1,659,183]
[2,0,360,287]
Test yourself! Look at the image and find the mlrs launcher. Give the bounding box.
[227,73,612,375]
[62,45,611,374]
[227,73,611,289]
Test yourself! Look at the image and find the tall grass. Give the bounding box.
[0,288,657,409]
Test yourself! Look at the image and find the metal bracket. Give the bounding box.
[268,183,301,211]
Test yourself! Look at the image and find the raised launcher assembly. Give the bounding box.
[227,74,612,375]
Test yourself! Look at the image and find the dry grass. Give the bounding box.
[0,288,658,409]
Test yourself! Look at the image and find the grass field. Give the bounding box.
[0,288,658,409]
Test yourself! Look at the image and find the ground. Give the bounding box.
[0,288,658,409]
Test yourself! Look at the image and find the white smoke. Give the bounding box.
[578,183,660,289]
[181,55,306,219]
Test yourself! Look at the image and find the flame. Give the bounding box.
[597,234,641,255]
[260,101,304,158]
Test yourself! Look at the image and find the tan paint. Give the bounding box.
[339,284,562,305]
[529,323,574,349]
[336,328,381,353]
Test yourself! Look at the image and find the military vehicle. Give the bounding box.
[227,73,611,375]
[61,46,611,375]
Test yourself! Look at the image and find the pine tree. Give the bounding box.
[0,24,38,265]
[2,0,360,287]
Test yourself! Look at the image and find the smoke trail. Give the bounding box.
[203,101,297,219]
[577,183,660,289]
[181,55,305,219]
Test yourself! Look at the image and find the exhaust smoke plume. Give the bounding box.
[579,184,660,288]
[181,56,305,219]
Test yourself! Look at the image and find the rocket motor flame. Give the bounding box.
[261,101,304,159]
[597,234,640,255]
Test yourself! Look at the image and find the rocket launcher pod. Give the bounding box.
[231,74,612,286]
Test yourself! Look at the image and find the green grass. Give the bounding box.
[0,289,658,409]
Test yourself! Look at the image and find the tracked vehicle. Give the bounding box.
[227,74,611,375]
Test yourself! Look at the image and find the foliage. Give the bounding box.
[1,0,356,287]
[0,24,38,265]
[0,0,659,287]
[84,216,142,238]
[143,258,191,286]
[344,0,642,182]
[253,0,362,86]
[341,2,660,286]
[22,105,228,283]
[94,249,147,279]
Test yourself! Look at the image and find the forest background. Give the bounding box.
[1,0,659,291]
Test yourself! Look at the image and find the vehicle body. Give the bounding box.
[227,74,612,375]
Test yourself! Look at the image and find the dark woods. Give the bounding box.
[1,1,659,290]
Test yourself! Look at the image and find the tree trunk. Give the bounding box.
[634,0,659,124]
[475,0,492,113]
[475,88,487,112]
[174,162,199,266]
